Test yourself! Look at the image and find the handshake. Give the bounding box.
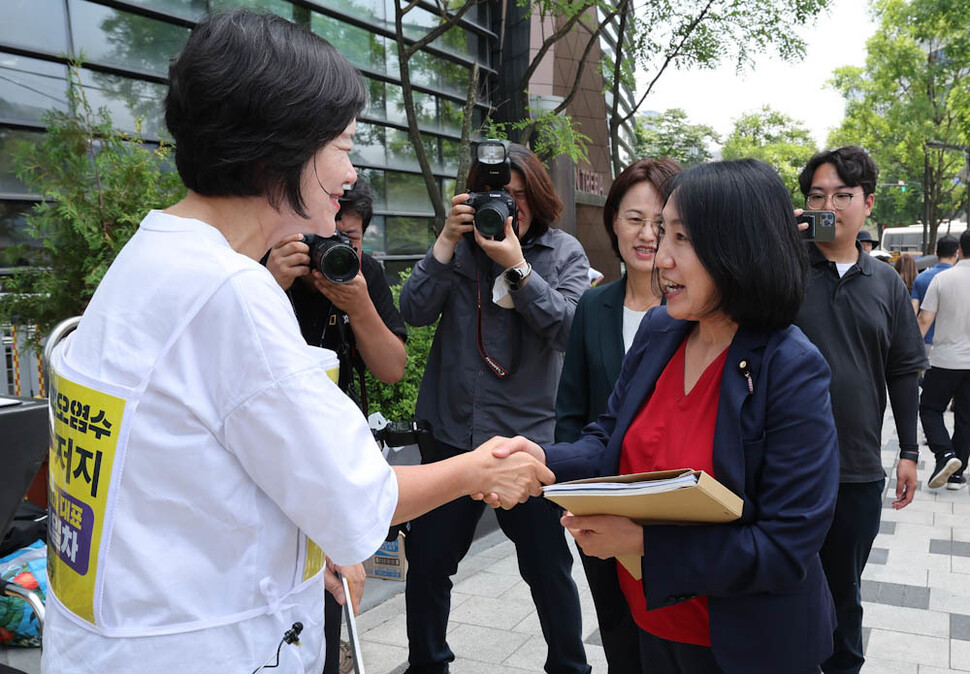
[467,436,553,509]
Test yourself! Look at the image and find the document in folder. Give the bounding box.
[543,469,743,580]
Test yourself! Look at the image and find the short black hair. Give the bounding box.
[662,159,808,331]
[961,230,970,256]
[936,234,959,258]
[798,146,879,198]
[337,180,374,232]
[165,10,366,217]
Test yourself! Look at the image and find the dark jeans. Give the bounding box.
[820,479,885,674]
[637,629,722,674]
[919,367,970,476]
[577,547,642,673]
[322,590,342,674]
[404,442,589,674]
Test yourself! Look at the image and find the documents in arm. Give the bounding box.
[543,469,743,579]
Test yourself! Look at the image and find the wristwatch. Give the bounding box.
[504,261,532,291]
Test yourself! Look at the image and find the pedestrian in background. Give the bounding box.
[912,235,959,354]
[894,253,917,293]
[794,146,927,674]
[918,230,970,491]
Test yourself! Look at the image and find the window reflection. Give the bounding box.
[0,129,46,195]
[0,0,68,54]
[209,0,295,15]
[0,54,68,124]
[125,0,208,20]
[362,214,384,255]
[384,215,434,255]
[387,129,440,172]
[68,0,190,76]
[354,168,386,210]
[0,201,43,267]
[80,69,169,140]
[352,122,387,166]
[386,171,434,214]
[312,14,385,72]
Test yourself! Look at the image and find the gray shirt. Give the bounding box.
[400,228,589,449]
[922,260,970,369]
[795,243,927,482]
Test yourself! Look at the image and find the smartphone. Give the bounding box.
[797,210,836,242]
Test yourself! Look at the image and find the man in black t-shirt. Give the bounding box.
[265,179,407,674]
[794,147,927,674]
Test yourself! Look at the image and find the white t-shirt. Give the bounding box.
[42,211,397,673]
[922,260,970,369]
[622,305,647,353]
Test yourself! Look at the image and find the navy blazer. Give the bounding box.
[555,278,626,442]
[545,308,839,673]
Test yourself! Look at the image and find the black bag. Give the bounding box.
[0,501,47,558]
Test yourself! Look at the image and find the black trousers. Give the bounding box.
[404,441,589,674]
[577,548,642,673]
[820,479,884,674]
[920,366,970,477]
[322,590,342,674]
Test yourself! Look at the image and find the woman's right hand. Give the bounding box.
[266,233,310,290]
[432,193,475,263]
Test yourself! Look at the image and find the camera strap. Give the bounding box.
[475,273,510,379]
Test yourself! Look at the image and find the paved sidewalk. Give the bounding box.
[3,409,968,673]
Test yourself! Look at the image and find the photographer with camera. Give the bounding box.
[266,180,407,402]
[264,179,406,673]
[399,142,591,674]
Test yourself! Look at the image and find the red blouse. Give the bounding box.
[617,337,728,646]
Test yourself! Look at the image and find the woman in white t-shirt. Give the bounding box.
[41,11,551,674]
[553,158,682,671]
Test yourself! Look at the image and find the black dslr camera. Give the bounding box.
[466,139,517,241]
[797,210,836,243]
[303,231,360,283]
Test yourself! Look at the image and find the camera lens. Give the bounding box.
[320,246,359,283]
[475,202,510,240]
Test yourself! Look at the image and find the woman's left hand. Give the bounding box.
[561,512,644,559]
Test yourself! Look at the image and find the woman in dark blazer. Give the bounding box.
[555,158,681,672]
[496,160,839,673]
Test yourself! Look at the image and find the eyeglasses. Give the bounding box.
[805,192,861,211]
[618,213,661,230]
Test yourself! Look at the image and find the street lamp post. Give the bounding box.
[925,140,970,253]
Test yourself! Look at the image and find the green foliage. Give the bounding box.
[721,105,818,200]
[828,0,970,245]
[0,65,185,332]
[365,268,438,421]
[482,109,591,165]
[633,108,720,167]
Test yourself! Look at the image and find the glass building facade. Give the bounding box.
[0,0,498,279]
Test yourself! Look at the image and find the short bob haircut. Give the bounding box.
[165,10,366,218]
[337,180,374,232]
[798,146,879,198]
[662,159,808,331]
[466,143,563,238]
[603,158,682,257]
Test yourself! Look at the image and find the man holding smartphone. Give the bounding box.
[794,146,927,674]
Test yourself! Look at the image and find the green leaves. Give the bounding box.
[0,64,184,331]
[828,0,970,243]
[634,108,720,168]
[365,269,438,421]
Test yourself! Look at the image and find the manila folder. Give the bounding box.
[544,469,743,580]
